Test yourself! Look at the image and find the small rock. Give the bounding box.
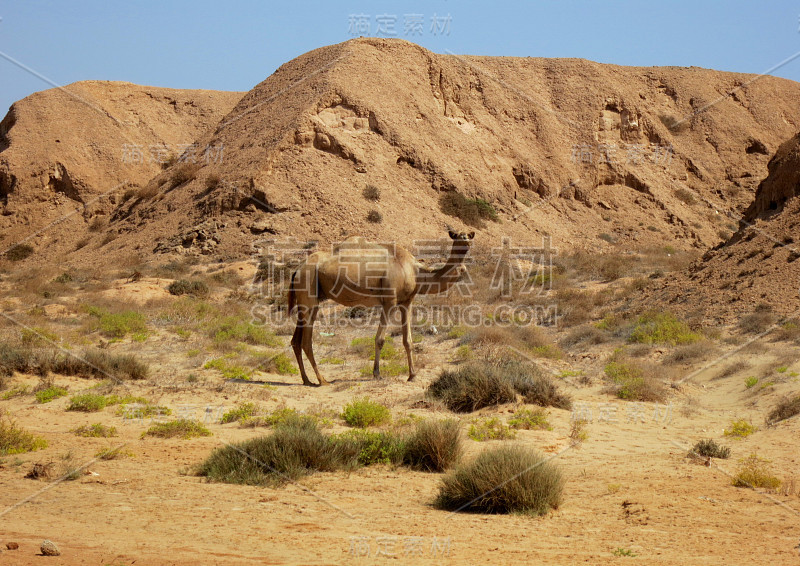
[6,542,19,550]
[40,540,60,556]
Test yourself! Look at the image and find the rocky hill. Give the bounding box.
[0,81,242,256]
[4,38,800,266]
[646,131,800,322]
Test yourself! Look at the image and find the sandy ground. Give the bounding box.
[1,326,799,566]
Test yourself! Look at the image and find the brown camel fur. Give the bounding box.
[287,230,474,386]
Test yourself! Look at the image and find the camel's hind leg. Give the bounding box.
[399,301,416,381]
[291,306,315,386]
[301,305,328,386]
[372,305,389,379]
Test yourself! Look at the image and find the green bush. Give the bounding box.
[724,419,757,438]
[732,454,781,490]
[221,402,259,424]
[144,419,211,439]
[73,423,117,437]
[509,408,552,430]
[67,393,111,412]
[0,412,48,454]
[210,317,281,347]
[35,386,68,404]
[468,418,516,441]
[341,397,391,428]
[628,312,702,346]
[603,352,666,402]
[335,429,406,466]
[435,445,564,515]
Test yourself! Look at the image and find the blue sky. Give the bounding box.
[1,1,800,113]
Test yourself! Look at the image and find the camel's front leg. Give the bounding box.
[373,305,389,379]
[400,302,416,381]
[291,307,315,386]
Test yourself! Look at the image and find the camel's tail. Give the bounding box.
[287,272,297,315]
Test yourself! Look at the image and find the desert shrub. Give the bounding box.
[674,188,696,205]
[628,312,702,346]
[0,412,48,454]
[366,210,383,223]
[663,342,708,364]
[603,351,667,402]
[766,396,800,425]
[738,306,777,334]
[0,344,49,377]
[744,376,758,389]
[5,244,34,261]
[197,418,357,485]
[560,325,609,349]
[691,439,730,459]
[203,357,253,380]
[429,358,570,412]
[221,402,259,424]
[428,361,516,413]
[509,408,552,430]
[335,429,406,466]
[439,192,498,227]
[362,184,381,201]
[169,163,200,189]
[204,174,221,191]
[144,419,211,439]
[569,418,589,445]
[1,385,30,400]
[435,445,564,515]
[87,307,148,339]
[659,114,689,132]
[732,454,781,490]
[209,317,280,347]
[96,446,132,460]
[88,216,107,232]
[504,362,572,410]
[468,418,516,441]
[116,400,171,420]
[404,419,463,472]
[341,397,391,428]
[168,279,210,297]
[349,336,398,360]
[35,386,68,404]
[258,352,299,375]
[73,423,117,437]
[67,393,111,412]
[724,419,757,438]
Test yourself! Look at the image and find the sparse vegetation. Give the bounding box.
[221,402,259,424]
[168,279,210,297]
[366,209,383,223]
[724,419,757,438]
[628,312,702,345]
[0,412,48,454]
[73,423,117,437]
[569,418,589,445]
[67,393,112,412]
[5,243,34,261]
[732,454,781,490]
[341,397,391,428]
[403,419,463,472]
[35,386,68,404]
[766,396,800,425]
[439,192,498,228]
[87,306,149,339]
[144,419,211,439]
[674,188,696,205]
[744,376,758,389]
[362,184,380,201]
[603,351,667,402]
[434,445,564,515]
[691,439,730,459]
[509,408,552,430]
[738,304,777,334]
[429,358,571,412]
[468,417,516,441]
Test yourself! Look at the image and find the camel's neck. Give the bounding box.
[415,243,470,295]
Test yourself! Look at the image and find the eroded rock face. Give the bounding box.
[743,131,800,222]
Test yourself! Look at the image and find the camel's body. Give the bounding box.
[288,231,473,386]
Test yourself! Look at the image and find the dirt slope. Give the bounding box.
[645,131,800,322]
[0,81,243,256]
[92,37,800,265]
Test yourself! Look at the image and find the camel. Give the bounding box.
[287,229,474,386]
